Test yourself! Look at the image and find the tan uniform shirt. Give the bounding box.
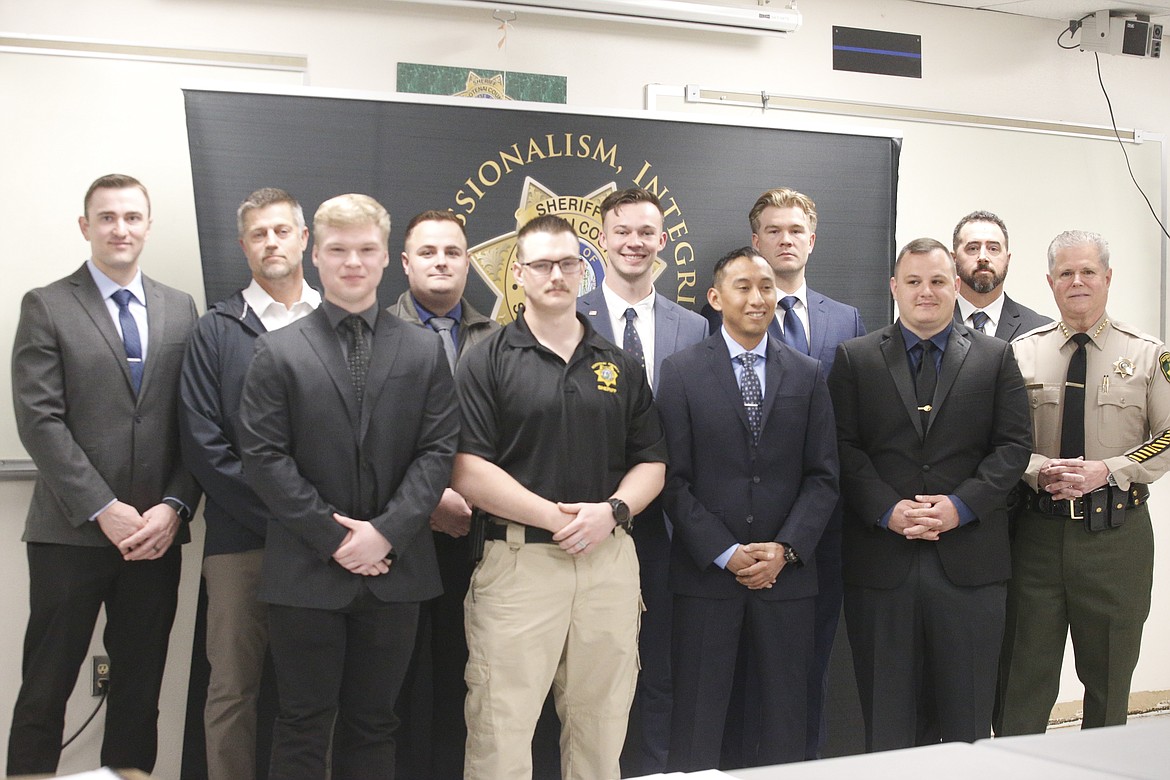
[1012,313,1170,491]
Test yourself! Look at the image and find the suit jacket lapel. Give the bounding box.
[758,338,784,435]
[302,310,360,429]
[807,289,828,360]
[139,276,166,399]
[996,297,1020,341]
[360,312,404,441]
[71,267,136,397]
[651,295,679,394]
[579,290,615,343]
[880,326,924,439]
[710,338,752,439]
[930,327,971,435]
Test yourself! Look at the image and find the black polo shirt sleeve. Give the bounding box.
[454,331,501,462]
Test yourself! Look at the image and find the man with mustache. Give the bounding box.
[952,211,1050,340]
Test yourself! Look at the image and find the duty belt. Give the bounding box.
[1021,483,1148,531]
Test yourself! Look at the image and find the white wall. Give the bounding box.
[2,1,1168,776]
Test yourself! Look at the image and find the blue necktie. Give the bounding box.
[971,310,990,333]
[111,289,143,394]
[737,352,762,443]
[779,296,809,354]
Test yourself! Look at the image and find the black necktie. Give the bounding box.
[622,307,645,369]
[345,315,371,405]
[1061,333,1092,458]
[737,352,762,443]
[429,316,457,373]
[971,310,990,334]
[915,340,937,429]
[111,289,143,395]
[779,296,809,354]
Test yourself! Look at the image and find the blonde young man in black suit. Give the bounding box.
[240,194,458,779]
[828,238,1031,751]
[8,174,200,775]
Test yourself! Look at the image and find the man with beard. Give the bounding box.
[951,211,1049,341]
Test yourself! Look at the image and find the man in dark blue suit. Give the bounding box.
[577,187,707,775]
[660,247,839,770]
[702,188,866,759]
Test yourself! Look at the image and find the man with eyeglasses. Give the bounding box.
[452,214,667,780]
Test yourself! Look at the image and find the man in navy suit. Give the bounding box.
[660,246,839,770]
[577,187,708,775]
[951,210,1050,341]
[703,188,866,759]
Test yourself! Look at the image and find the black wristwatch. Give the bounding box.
[781,543,800,565]
[608,498,633,532]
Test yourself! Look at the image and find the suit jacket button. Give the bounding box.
[746,514,754,524]
[752,475,761,484]
[922,464,931,472]
[134,415,143,423]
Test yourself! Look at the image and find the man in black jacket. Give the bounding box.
[179,187,321,780]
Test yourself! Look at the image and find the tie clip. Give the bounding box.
[1066,381,1084,388]
[127,357,143,363]
[917,404,932,412]
[744,402,760,408]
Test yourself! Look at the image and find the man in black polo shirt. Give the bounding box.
[452,214,667,780]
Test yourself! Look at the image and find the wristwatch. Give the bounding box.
[607,498,633,532]
[781,543,800,565]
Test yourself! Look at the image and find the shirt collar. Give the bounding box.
[777,281,808,309]
[600,282,655,320]
[322,299,379,332]
[411,293,463,326]
[87,258,145,305]
[721,326,768,362]
[241,278,321,314]
[898,321,952,354]
[956,291,1005,326]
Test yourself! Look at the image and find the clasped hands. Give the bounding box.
[551,501,616,557]
[889,494,960,541]
[729,542,785,590]
[332,514,393,576]
[1037,457,1110,501]
[98,500,180,561]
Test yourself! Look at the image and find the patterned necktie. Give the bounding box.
[111,289,143,395]
[345,315,371,405]
[915,340,937,429]
[1060,333,1092,458]
[429,316,458,373]
[779,296,809,354]
[737,352,762,443]
[622,307,645,369]
[971,310,991,334]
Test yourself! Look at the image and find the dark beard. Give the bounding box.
[960,266,1005,294]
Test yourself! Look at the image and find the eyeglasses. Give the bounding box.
[520,258,583,277]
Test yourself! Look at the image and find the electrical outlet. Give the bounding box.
[92,655,110,696]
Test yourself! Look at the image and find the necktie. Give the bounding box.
[915,340,937,429]
[736,352,762,443]
[429,316,458,373]
[622,308,646,369]
[345,315,371,405]
[779,296,809,354]
[971,310,991,334]
[1060,333,1092,458]
[111,289,143,394]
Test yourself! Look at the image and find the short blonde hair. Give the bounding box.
[748,188,818,233]
[313,194,391,246]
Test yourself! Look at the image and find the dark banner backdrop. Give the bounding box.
[183,88,898,331]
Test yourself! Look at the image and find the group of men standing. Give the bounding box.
[6,173,1167,780]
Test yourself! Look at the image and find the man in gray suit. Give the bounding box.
[952,210,1050,341]
[240,194,457,779]
[577,187,708,775]
[8,173,200,775]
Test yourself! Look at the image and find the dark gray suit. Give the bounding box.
[240,304,457,779]
[8,263,199,774]
[954,294,1050,342]
[577,287,707,774]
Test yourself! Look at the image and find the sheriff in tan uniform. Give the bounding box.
[996,230,1170,735]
